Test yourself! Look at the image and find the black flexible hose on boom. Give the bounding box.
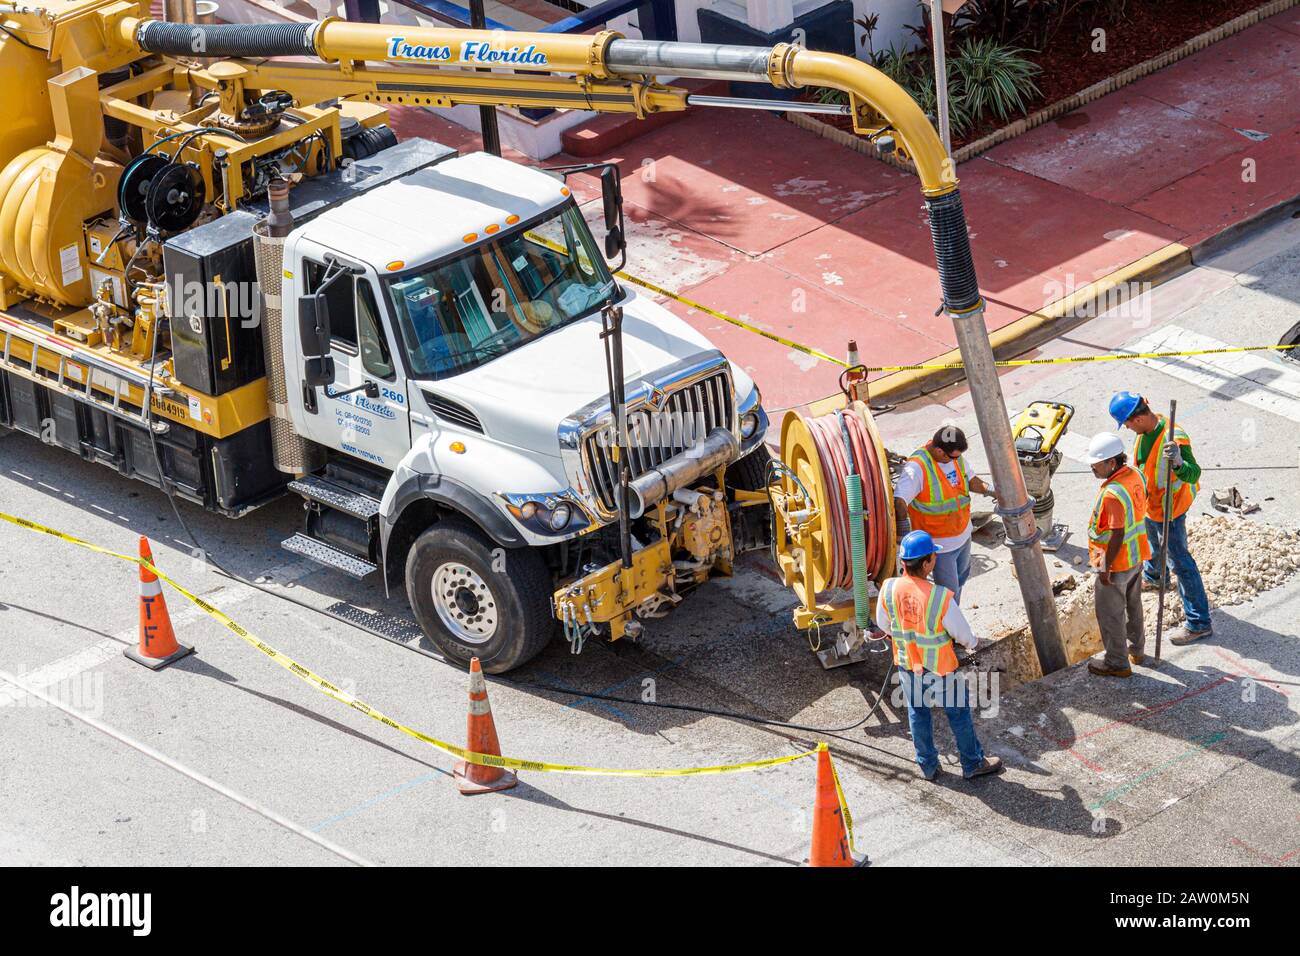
[135,20,318,58]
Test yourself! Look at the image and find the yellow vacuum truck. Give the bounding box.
[0,0,1067,673]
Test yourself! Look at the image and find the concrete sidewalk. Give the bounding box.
[388,8,1299,412]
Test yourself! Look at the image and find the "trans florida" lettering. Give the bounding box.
[385,37,549,66]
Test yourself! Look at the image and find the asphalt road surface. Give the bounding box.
[2,213,1297,866]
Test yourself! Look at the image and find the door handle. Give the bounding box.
[324,380,380,400]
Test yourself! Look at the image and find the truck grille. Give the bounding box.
[583,369,733,513]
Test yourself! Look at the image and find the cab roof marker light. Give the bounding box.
[385,260,404,271]
[462,233,477,243]
[560,186,570,196]
[505,214,520,225]
[485,223,500,234]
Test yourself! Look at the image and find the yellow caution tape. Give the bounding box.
[0,511,818,779]
[617,272,847,368]
[525,230,847,367]
[823,741,858,858]
[863,341,1300,374]
[526,229,1297,375]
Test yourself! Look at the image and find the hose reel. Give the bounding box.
[118,154,205,234]
[772,400,896,645]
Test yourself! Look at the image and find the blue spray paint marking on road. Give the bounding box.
[313,771,446,831]
[1087,731,1228,811]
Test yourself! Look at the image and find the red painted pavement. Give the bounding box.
[380,13,1300,412]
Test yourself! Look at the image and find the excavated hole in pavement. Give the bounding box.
[971,514,1300,689]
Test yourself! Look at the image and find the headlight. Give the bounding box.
[740,411,760,439]
[500,493,588,537]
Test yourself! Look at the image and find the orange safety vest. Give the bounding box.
[1135,416,1197,521]
[878,575,959,676]
[906,448,971,539]
[1087,465,1152,573]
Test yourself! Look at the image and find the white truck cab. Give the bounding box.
[273,150,769,671]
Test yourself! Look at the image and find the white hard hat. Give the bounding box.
[1084,431,1125,465]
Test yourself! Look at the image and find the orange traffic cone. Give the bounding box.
[124,536,194,670]
[808,746,859,867]
[454,657,518,795]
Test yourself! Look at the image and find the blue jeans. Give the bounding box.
[897,668,985,776]
[1143,514,1212,633]
[932,539,972,603]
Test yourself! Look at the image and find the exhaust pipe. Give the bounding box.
[252,180,325,476]
[627,427,739,519]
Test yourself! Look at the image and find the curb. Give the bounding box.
[806,191,1300,415]
[807,243,1192,414]
[1189,193,1300,264]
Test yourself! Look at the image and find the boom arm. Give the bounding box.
[112,16,982,315]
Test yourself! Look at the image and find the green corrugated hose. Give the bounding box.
[837,412,871,628]
[845,472,870,627]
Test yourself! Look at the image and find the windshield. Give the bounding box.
[384,203,615,379]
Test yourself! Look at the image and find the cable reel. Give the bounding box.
[773,401,896,630]
[143,162,205,234]
[117,153,170,225]
[118,155,206,235]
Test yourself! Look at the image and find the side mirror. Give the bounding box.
[600,167,626,265]
[600,166,622,231]
[298,293,331,358]
[304,356,335,388]
[604,228,625,260]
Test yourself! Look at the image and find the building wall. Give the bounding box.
[664,0,922,54]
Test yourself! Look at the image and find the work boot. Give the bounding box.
[1169,627,1213,646]
[1141,575,1162,592]
[922,765,941,782]
[963,756,1004,780]
[1088,661,1133,678]
[1129,652,1146,666]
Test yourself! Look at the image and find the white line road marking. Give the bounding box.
[0,558,320,707]
[1127,326,1300,424]
[0,668,376,867]
[0,640,120,708]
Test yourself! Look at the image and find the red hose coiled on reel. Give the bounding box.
[804,409,889,590]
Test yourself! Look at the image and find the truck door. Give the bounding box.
[294,245,410,469]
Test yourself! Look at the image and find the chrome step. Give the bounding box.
[281,532,377,579]
[288,475,381,520]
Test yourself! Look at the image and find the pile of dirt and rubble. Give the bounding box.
[977,513,1300,686]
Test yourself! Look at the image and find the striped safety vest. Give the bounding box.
[1087,465,1151,573]
[879,576,959,676]
[906,448,971,539]
[1135,416,1198,521]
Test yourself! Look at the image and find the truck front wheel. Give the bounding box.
[405,516,554,673]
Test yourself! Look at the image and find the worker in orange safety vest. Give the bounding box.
[877,530,1003,782]
[1110,391,1212,644]
[1083,432,1152,678]
[893,426,997,603]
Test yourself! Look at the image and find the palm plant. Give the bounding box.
[951,37,1041,123]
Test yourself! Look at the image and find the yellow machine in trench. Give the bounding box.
[0,0,1062,672]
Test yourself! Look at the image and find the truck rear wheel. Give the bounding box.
[405,516,554,673]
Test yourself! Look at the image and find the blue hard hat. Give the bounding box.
[899,530,939,561]
[1109,391,1143,428]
